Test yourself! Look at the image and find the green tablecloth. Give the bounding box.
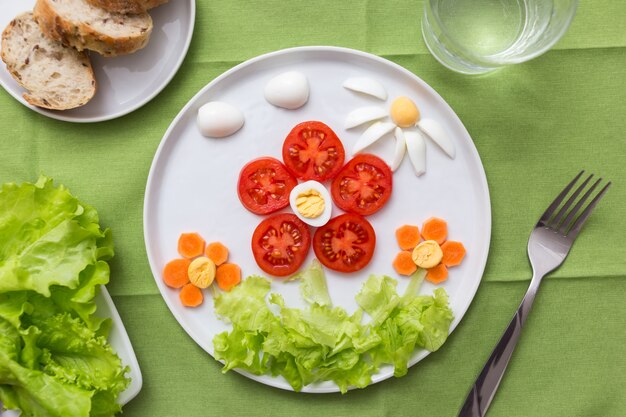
[1,0,625,416]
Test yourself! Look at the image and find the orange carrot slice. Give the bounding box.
[178,233,205,258]
[216,263,241,291]
[205,242,229,266]
[179,283,203,307]
[395,225,421,250]
[392,251,417,276]
[163,258,191,288]
[441,240,466,267]
[426,263,448,284]
[421,217,448,244]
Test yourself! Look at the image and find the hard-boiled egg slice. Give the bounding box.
[352,121,396,155]
[417,118,455,159]
[390,127,407,171]
[344,106,388,129]
[342,77,388,101]
[264,71,309,110]
[404,129,427,176]
[197,101,244,138]
[289,180,332,228]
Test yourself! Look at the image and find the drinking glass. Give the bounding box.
[422,0,578,74]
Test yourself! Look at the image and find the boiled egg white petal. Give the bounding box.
[289,180,332,228]
[344,106,388,129]
[264,71,309,110]
[404,129,427,176]
[197,101,244,138]
[390,127,407,172]
[342,77,388,101]
[352,122,396,155]
[417,118,456,159]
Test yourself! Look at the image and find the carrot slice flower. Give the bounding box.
[421,217,447,244]
[178,233,206,258]
[426,263,448,284]
[395,225,421,250]
[180,283,204,307]
[441,240,466,267]
[216,263,241,291]
[392,251,417,276]
[163,258,191,288]
[205,242,229,266]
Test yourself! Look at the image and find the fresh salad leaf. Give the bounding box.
[296,259,332,307]
[213,262,454,393]
[354,275,401,325]
[0,177,129,417]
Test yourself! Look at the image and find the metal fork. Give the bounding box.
[458,171,611,417]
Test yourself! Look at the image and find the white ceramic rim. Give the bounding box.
[143,45,492,393]
[98,287,143,405]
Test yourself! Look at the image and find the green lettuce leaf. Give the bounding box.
[0,177,129,416]
[0,177,107,297]
[354,275,401,325]
[0,317,93,417]
[212,265,454,393]
[297,259,332,307]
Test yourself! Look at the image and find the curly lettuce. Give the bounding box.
[213,265,454,393]
[0,177,129,417]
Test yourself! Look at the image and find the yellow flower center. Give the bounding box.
[295,189,325,219]
[390,96,420,128]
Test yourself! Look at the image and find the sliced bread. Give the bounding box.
[33,0,153,57]
[1,12,95,110]
[85,0,169,14]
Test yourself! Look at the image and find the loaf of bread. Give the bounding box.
[1,12,96,110]
[85,0,169,14]
[33,0,153,57]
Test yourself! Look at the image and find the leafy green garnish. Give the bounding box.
[297,259,332,307]
[213,263,453,393]
[0,177,129,416]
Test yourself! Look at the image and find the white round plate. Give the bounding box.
[0,0,195,123]
[144,46,491,393]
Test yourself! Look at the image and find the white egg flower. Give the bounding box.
[343,78,456,176]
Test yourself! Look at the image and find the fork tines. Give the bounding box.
[538,170,611,237]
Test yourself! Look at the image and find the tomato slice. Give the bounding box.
[251,213,311,277]
[282,121,345,181]
[330,154,393,216]
[313,213,376,273]
[238,157,298,215]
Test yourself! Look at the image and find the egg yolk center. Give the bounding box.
[295,189,325,219]
[390,96,420,128]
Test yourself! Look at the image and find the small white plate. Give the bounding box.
[144,46,491,393]
[0,0,195,123]
[0,287,142,416]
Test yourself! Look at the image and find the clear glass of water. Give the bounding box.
[422,0,579,74]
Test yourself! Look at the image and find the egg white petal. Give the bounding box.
[289,180,332,228]
[344,106,388,130]
[352,122,396,155]
[344,107,388,130]
[390,127,407,171]
[342,77,388,101]
[417,118,456,159]
[405,129,427,176]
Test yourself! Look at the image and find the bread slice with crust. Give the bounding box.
[34,0,153,57]
[85,0,169,14]
[1,12,96,110]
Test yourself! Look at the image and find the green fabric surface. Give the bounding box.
[1,0,625,416]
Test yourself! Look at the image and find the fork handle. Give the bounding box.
[458,277,542,417]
